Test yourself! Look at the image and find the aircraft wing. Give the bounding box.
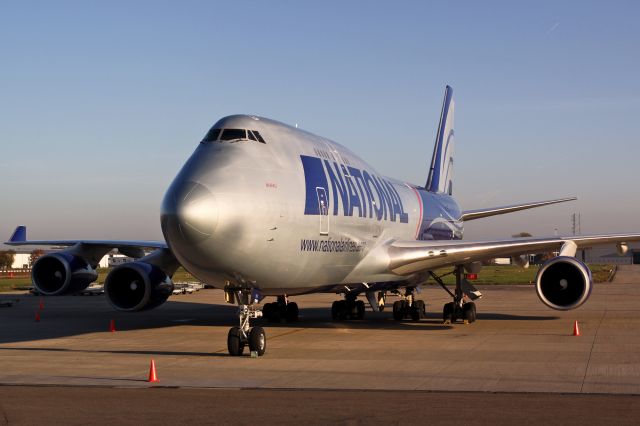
[387,233,640,275]
[4,226,166,256]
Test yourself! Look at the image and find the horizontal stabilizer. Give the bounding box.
[461,197,576,221]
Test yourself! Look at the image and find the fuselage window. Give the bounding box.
[202,128,221,142]
[253,131,266,144]
[220,129,247,141]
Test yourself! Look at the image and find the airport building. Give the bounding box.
[580,243,640,265]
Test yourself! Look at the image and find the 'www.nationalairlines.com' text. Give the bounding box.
[300,239,366,253]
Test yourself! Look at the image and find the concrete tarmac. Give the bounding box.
[1,265,640,423]
[1,386,639,425]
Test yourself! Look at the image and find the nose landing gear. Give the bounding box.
[225,287,266,356]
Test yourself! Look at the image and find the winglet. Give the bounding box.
[8,226,27,243]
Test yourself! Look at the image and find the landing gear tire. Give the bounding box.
[263,303,276,322]
[248,326,267,356]
[443,302,454,324]
[264,300,298,323]
[463,302,476,324]
[332,300,347,320]
[355,300,365,320]
[392,300,405,321]
[411,300,425,321]
[332,299,365,320]
[227,326,244,356]
[285,302,299,322]
[331,301,339,320]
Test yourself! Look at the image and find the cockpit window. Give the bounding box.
[201,127,267,144]
[220,129,247,141]
[253,131,266,144]
[202,128,221,142]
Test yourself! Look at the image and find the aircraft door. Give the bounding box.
[316,187,329,235]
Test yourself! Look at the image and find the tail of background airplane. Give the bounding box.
[425,85,455,195]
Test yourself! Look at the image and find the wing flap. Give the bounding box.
[387,233,640,276]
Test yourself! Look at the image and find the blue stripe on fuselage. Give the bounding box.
[301,155,408,223]
[301,155,329,215]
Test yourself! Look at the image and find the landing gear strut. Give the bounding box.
[429,266,477,325]
[225,287,266,356]
[332,293,366,320]
[391,288,426,321]
[263,295,299,322]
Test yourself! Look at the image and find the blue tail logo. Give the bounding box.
[426,85,455,195]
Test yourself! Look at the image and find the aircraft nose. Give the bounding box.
[161,181,218,245]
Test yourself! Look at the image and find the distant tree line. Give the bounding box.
[0,249,46,269]
[30,249,45,266]
[0,250,16,269]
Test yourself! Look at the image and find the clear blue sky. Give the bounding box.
[1,1,639,243]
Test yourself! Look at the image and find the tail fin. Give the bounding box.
[425,85,455,195]
[8,226,27,243]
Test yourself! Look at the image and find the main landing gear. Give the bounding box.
[332,293,366,320]
[225,287,267,357]
[429,265,480,325]
[263,295,299,322]
[391,288,427,321]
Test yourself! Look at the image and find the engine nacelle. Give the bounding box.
[535,256,592,310]
[104,262,174,312]
[32,253,97,295]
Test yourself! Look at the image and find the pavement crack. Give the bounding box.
[580,308,606,393]
[269,328,305,340]
[0,401,9,426]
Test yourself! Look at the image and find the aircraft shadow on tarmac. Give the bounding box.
[0,295,559,347]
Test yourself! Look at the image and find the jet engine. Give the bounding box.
[32,253,97,295]
[104,261,174,312]
[535,256,592,310]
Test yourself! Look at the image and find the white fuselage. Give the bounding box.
[161,115,462,295]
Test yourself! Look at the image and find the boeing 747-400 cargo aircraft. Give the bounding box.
[7,86,640,356]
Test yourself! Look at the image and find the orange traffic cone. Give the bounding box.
[39,298,44,310]
[35,310,40,322]
[147,359,159,383]
[109,319,116,333]
[573,320,581,336]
